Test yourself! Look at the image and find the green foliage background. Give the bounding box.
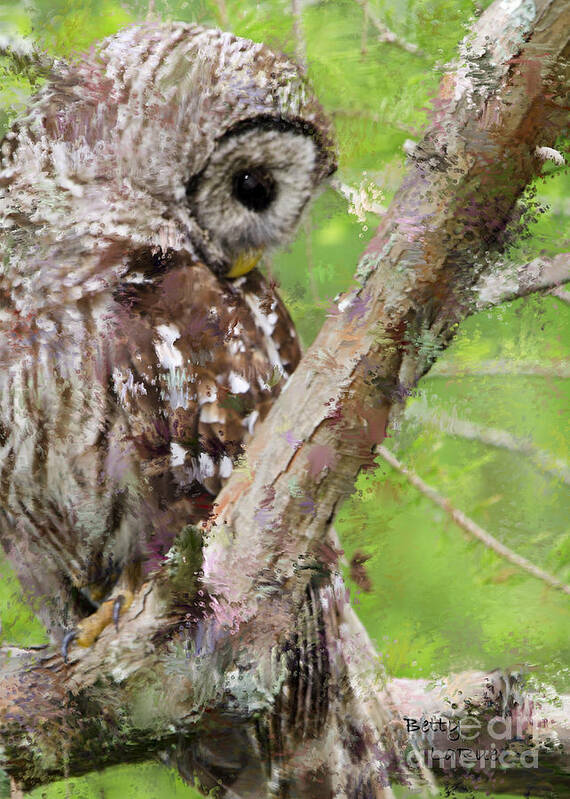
[0,1,568,796]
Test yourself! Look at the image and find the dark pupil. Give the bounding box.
[232,167,276,212]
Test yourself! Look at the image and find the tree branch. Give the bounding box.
[475,252,570,309]
[390,669,570,792]
[2,0,569,792]
[352,0,425,57]
[406,405,570,486]
[376,445,570,595]
[428,358,570,378]
[291,0,306,71]
[550,285,570,304]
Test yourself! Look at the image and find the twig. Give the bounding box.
[353,0,425,57]
[331,177,387,221]
[550,285,570,304]
[406,404,570,486]
[330,106,418,136]
[428,358,570,378]
[376,445,570,595]
[475,253,570,309]
[214,0,229,29]
[291,0,306,71]
[304,214,319,303]
[10,778,23,799]
[360,0,369,55]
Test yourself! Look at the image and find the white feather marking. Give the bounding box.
[200,404,226,424]
[154,323,183,369]
[123,271,151,284]
[199,452,215,478]
[242,409,259,435]
[244,293,277,337]
[198,384,218,404]
[228,371,250,394]
[244,293,285,376]
[219,455,233,479]
[112,367,147,406]
[170,442,187,467]
[228,339,246,355]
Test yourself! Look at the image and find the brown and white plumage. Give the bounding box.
[0,22,426,799]
[0,21,334,639]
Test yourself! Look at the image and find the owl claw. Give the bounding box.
[60,590,134,659]
[61,630,77,663]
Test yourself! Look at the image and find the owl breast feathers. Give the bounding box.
[0,21,336,639]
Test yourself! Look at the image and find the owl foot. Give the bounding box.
[61,590,134,662]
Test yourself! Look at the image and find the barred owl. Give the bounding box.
[0,22,335,654]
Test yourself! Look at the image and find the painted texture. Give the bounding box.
[0,0,568,797]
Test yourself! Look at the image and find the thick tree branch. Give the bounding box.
[1,0,569,792]
[390,670,570,792]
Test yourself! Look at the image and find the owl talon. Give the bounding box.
[61,590,135,656]
[61,630,77,663]
[76,590,134,647]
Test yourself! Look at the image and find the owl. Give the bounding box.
[0,22,336,658]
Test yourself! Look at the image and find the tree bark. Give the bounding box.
[1,0,569,794]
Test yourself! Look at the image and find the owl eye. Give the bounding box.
[232,167,276,212]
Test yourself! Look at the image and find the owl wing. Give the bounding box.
[0,243,301,640]
[0,286,142,637]
[114,258,301,498]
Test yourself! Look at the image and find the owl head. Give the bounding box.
[0,22,336,306]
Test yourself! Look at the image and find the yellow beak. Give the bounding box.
[226,249,263,279]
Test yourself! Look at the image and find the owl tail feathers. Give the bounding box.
[172,575,435,798]
[277,576,436,799]
[174,725,269,799]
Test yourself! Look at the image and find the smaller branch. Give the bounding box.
[428,358,570,378]
[475,253,570,309]
[0,644,48,657]
[291,0,306,71]
[360,0,369,54]
[535,145,566,167]
[10,778,23,799]
[304,214,319,303]
[406,405,570,487]
[376,445,570,595]
[352,0,425,56]
[330,106,418,136]
[389,669,570,790]
[550,285,570,305]
[330,177,387,221]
